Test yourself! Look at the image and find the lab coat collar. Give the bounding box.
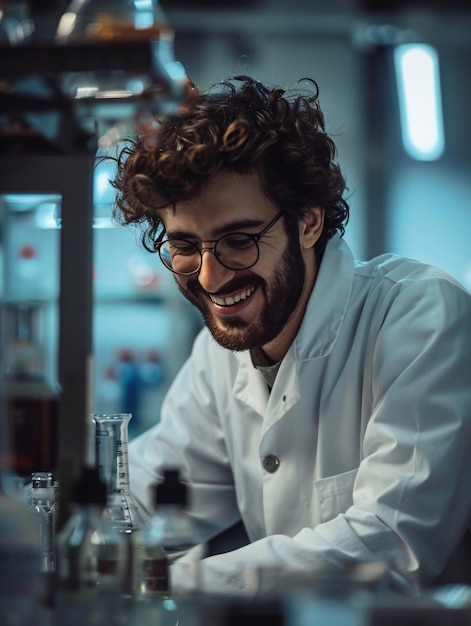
[293,234,354,361]
[232,235,354,412]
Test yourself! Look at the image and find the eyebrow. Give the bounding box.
[166,217,266,240]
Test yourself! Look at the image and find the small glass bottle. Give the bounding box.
[55,467,130,625]
[31,471,55,574]
[132,468,195,600]
[30,471,56,608]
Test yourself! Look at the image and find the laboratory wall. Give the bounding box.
[384,40,471,289]
[165,2,368,259]
[165,0,471,287]
[92,225,202,438]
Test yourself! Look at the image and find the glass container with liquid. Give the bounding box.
[2,303,59,478]
[92,413,145,533]
[132,468,196,600]
[55,466,129,625]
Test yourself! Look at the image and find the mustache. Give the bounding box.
[186,274,263,297]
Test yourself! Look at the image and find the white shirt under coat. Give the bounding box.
[128,234,471,598]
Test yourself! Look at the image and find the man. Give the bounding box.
[113,76,471,598]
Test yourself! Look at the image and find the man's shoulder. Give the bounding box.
[354,252,468,294]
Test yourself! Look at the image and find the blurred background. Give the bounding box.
[1,0,470,451]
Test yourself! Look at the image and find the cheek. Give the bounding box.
[174,274,188,289]
[258,241,288,273]
[261,236,287,261]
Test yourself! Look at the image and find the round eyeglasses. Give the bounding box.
[155,211,284,276]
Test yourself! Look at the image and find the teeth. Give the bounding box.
[210,287,254,307]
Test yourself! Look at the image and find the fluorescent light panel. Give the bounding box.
[394,44,445,161]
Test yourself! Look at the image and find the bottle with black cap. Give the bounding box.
[132,468,195,600]
[55,466,128,624]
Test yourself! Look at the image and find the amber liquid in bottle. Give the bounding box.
[2,303,58,477]
[6,381,58,477]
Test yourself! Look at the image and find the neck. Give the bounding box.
[251,346,277,367]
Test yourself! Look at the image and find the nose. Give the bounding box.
[197,247,234,293]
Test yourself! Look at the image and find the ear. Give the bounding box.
[299,206,324,249]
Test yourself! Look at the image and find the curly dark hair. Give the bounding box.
[112,75,349,256]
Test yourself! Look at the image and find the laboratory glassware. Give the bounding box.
[55,465,128,623]
[93,413,146,532]
[31,471,56,574]
[2,302,59,477]
[55,0,188,128]
[132,468,198,599]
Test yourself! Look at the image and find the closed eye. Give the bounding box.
[167,240,198,255]
[222,233,256,250]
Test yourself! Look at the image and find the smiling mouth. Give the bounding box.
[209,286,255,307]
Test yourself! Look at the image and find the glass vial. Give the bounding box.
[31,471,55,573]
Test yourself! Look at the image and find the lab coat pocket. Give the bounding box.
[315,468,358,523]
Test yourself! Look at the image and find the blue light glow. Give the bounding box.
[394,44,445,161]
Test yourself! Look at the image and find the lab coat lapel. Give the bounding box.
[232,351,270,416]
[263,236,355,433]
[295,234,354,360]
[233,236,354,431]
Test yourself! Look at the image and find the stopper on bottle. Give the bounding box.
[74,466,107,505]
[154,468,187,507]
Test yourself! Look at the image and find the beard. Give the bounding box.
[175,234,306,352]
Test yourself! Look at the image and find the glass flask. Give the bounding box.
[129,468,205,626]
[55,466,129,626]
[93,413,146,533]
[55,0,188,125]
[56,0,168,41]
[132,468,199,599]
[132,469,175,599]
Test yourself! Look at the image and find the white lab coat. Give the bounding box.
[129,234,471,598]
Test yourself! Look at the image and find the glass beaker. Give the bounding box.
[92,413,146,533]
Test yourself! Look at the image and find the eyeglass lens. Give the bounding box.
[160,233,259,274]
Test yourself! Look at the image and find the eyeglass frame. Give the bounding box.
[154,210,285,276]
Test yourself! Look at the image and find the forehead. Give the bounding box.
[161,171,276,235]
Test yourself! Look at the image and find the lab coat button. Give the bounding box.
[263,455,280,473]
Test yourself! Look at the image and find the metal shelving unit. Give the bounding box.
[0,35,187,525]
